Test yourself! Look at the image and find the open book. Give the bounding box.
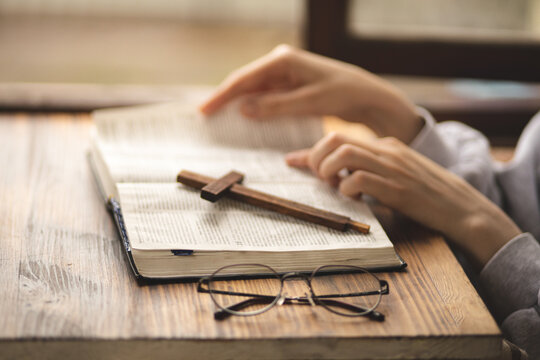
[88,100,405,279]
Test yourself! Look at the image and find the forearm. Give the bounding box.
[343,71,423,144]
[450,198,521,268]
[361,94,423,145]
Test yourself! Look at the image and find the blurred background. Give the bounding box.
[1,0,540,147]
[0,0,303,84]
[2,0,540,84]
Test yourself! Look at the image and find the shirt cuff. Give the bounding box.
[409,107,457,168]
[480,233,540,322]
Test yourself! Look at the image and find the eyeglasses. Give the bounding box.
[197,264,389,321]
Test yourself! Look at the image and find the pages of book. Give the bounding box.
[93,100,324,184]
[91,100,394,254]
[118,182,390,251]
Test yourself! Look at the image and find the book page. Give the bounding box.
[93,98,394,253]
[92,100,324,183]
[118,183,391,251]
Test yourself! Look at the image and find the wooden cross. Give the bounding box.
[177,170,370,234]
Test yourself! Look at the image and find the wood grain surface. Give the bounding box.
[200,170,244,202]
[0,113,501,360]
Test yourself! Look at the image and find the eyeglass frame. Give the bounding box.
[197,263,389,321]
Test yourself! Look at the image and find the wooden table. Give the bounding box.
[0,110,501,359]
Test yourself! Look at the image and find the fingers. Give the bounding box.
[307,133,379,175]
[307,133,347,174]
[287,133,414,206]
[318,144,390,183]
[240,85,322,118]
[199,45,295,115]
[285,149,310,168]
[199,80,244,115]
[338,171,394,201]
[199,66,262,115]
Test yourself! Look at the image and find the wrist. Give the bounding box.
[356,83,422,143]
[368,102,423,143]
[451,206,521,268]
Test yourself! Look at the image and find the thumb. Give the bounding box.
[285,149,311,168]
[241,85,320,118]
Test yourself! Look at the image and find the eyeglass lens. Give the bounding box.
[207,264,282,316]
[310,265,383,316]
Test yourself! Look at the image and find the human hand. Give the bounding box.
[286,133,521,268]
[200,45,423,143]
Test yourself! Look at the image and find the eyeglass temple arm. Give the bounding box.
[315,299,385,321]
[213,297,384,321]
[314,280,389,299]
[197,278,277,299]
[197,279,389,299]
[214,297,275,320]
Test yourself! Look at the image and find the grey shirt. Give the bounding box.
[410,109,540,359]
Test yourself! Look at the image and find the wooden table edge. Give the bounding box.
[0,334,501,360]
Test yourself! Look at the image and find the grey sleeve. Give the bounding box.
[410,108,502,206]
[480,233,540,359]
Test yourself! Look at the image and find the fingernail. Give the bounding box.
[198,104,211,116]
[241,100,259,117]
[198,97,214,114]
[285,153,294,163]
[285,153,300,166]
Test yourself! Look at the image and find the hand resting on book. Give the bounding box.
[199,44,521,269]
[285,132,521,269]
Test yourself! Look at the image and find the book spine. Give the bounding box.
[108,198,142,279]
